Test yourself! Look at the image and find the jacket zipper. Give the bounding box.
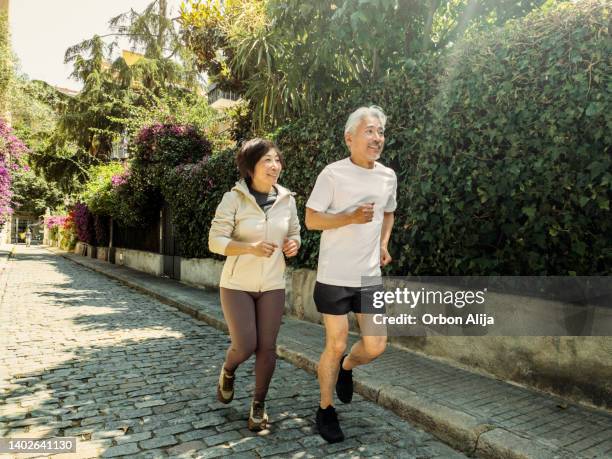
[260,214,267,292]
[233,184,291,292]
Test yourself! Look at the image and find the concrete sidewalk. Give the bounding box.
[49,247,612,459]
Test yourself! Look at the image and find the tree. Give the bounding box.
[0,10,11,114]
[8,75,88,195]
[10,166,64,217]
[179,0,266,91]
[61,0,204,160]
[180,0,549,128]
[22,0,210,195]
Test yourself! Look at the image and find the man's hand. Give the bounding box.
[282,238,299,257]
[351,203,374,224]
[380,246,392,267]
[250,241,278,257]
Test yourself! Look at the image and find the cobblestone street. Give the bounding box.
[0,246,465,458]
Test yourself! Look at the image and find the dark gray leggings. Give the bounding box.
[220,287,285,402]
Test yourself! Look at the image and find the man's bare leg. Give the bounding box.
[341,313,387,371]
[318,314,349,408]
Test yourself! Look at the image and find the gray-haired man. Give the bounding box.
[305,106,397,443]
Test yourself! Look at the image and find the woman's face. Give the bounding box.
[251,148,282,188]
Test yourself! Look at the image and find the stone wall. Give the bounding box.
[115,247,163,277]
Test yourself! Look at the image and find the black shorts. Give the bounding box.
[313,282,385,315]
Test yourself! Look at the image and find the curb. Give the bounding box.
[50,248,578,459]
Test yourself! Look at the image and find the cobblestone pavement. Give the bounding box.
[0,246,466,458]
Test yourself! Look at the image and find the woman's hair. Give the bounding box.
[236,138,285,182]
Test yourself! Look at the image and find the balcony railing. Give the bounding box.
[207,87,240,105]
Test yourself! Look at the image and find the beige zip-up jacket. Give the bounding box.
[208,179,301,292]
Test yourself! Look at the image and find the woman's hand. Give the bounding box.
[250,241,278,257]
[282,238,299,258]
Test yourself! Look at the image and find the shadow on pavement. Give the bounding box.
[1,248,459,457]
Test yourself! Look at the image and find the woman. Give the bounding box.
[208,138,300,431]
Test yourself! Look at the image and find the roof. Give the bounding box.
[122,50,145,67]
[210,98,242,110]
[54,86,80,97]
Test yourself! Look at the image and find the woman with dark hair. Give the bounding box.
[208,138,301,431]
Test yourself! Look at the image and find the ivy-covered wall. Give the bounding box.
[78,0,610,275]
[276,0,611,275]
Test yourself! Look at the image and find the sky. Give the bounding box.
[9,0,184,91]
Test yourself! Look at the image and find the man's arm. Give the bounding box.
[305,204,374,231]
[305,208,353,231]
[380,212,394,266]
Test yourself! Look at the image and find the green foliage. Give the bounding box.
[9,79,60,148]
[181,0,547,129]
[113,90,233,151]
[52,0,206,186]
[4,76,89,194]
[275,0,611,275]
[405,0,610,275]
[162,148,238,258]
[10,166,64,216]
[62,35,128,158]
[109,122,213,228]
[0,11,12,113]
[78,0,609,276]
[80,162,125,216]
[109,166,161,227]
[179,0,264,91]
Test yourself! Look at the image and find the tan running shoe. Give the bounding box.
[248,400,268,431]
[216,366,234,404]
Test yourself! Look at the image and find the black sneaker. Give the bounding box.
[316,405,345,443]
[336,354,353,403]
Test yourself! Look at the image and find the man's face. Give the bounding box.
[345,116,385,163]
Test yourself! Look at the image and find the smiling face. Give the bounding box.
[345,115,385,167]
[251,148,282,190]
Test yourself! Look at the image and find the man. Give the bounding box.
[305,105,397,443]
[25,227,32,247]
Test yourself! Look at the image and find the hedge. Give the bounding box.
[112,123,213,228]
[162,148,238,259]
[82,0,611,275]
[276,0,611,275]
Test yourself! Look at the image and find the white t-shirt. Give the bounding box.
[306,157,397,287]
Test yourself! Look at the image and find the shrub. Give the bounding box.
[60,210,77,250]
[73,202,96,245]
[0,117,28,225]
[109,122,214,228]
[162,148,238,258]
[133,123,212,168]
[275,0,611,275]
[106,166,161,227]
[81,162,125,216]
[402,0,611,275]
